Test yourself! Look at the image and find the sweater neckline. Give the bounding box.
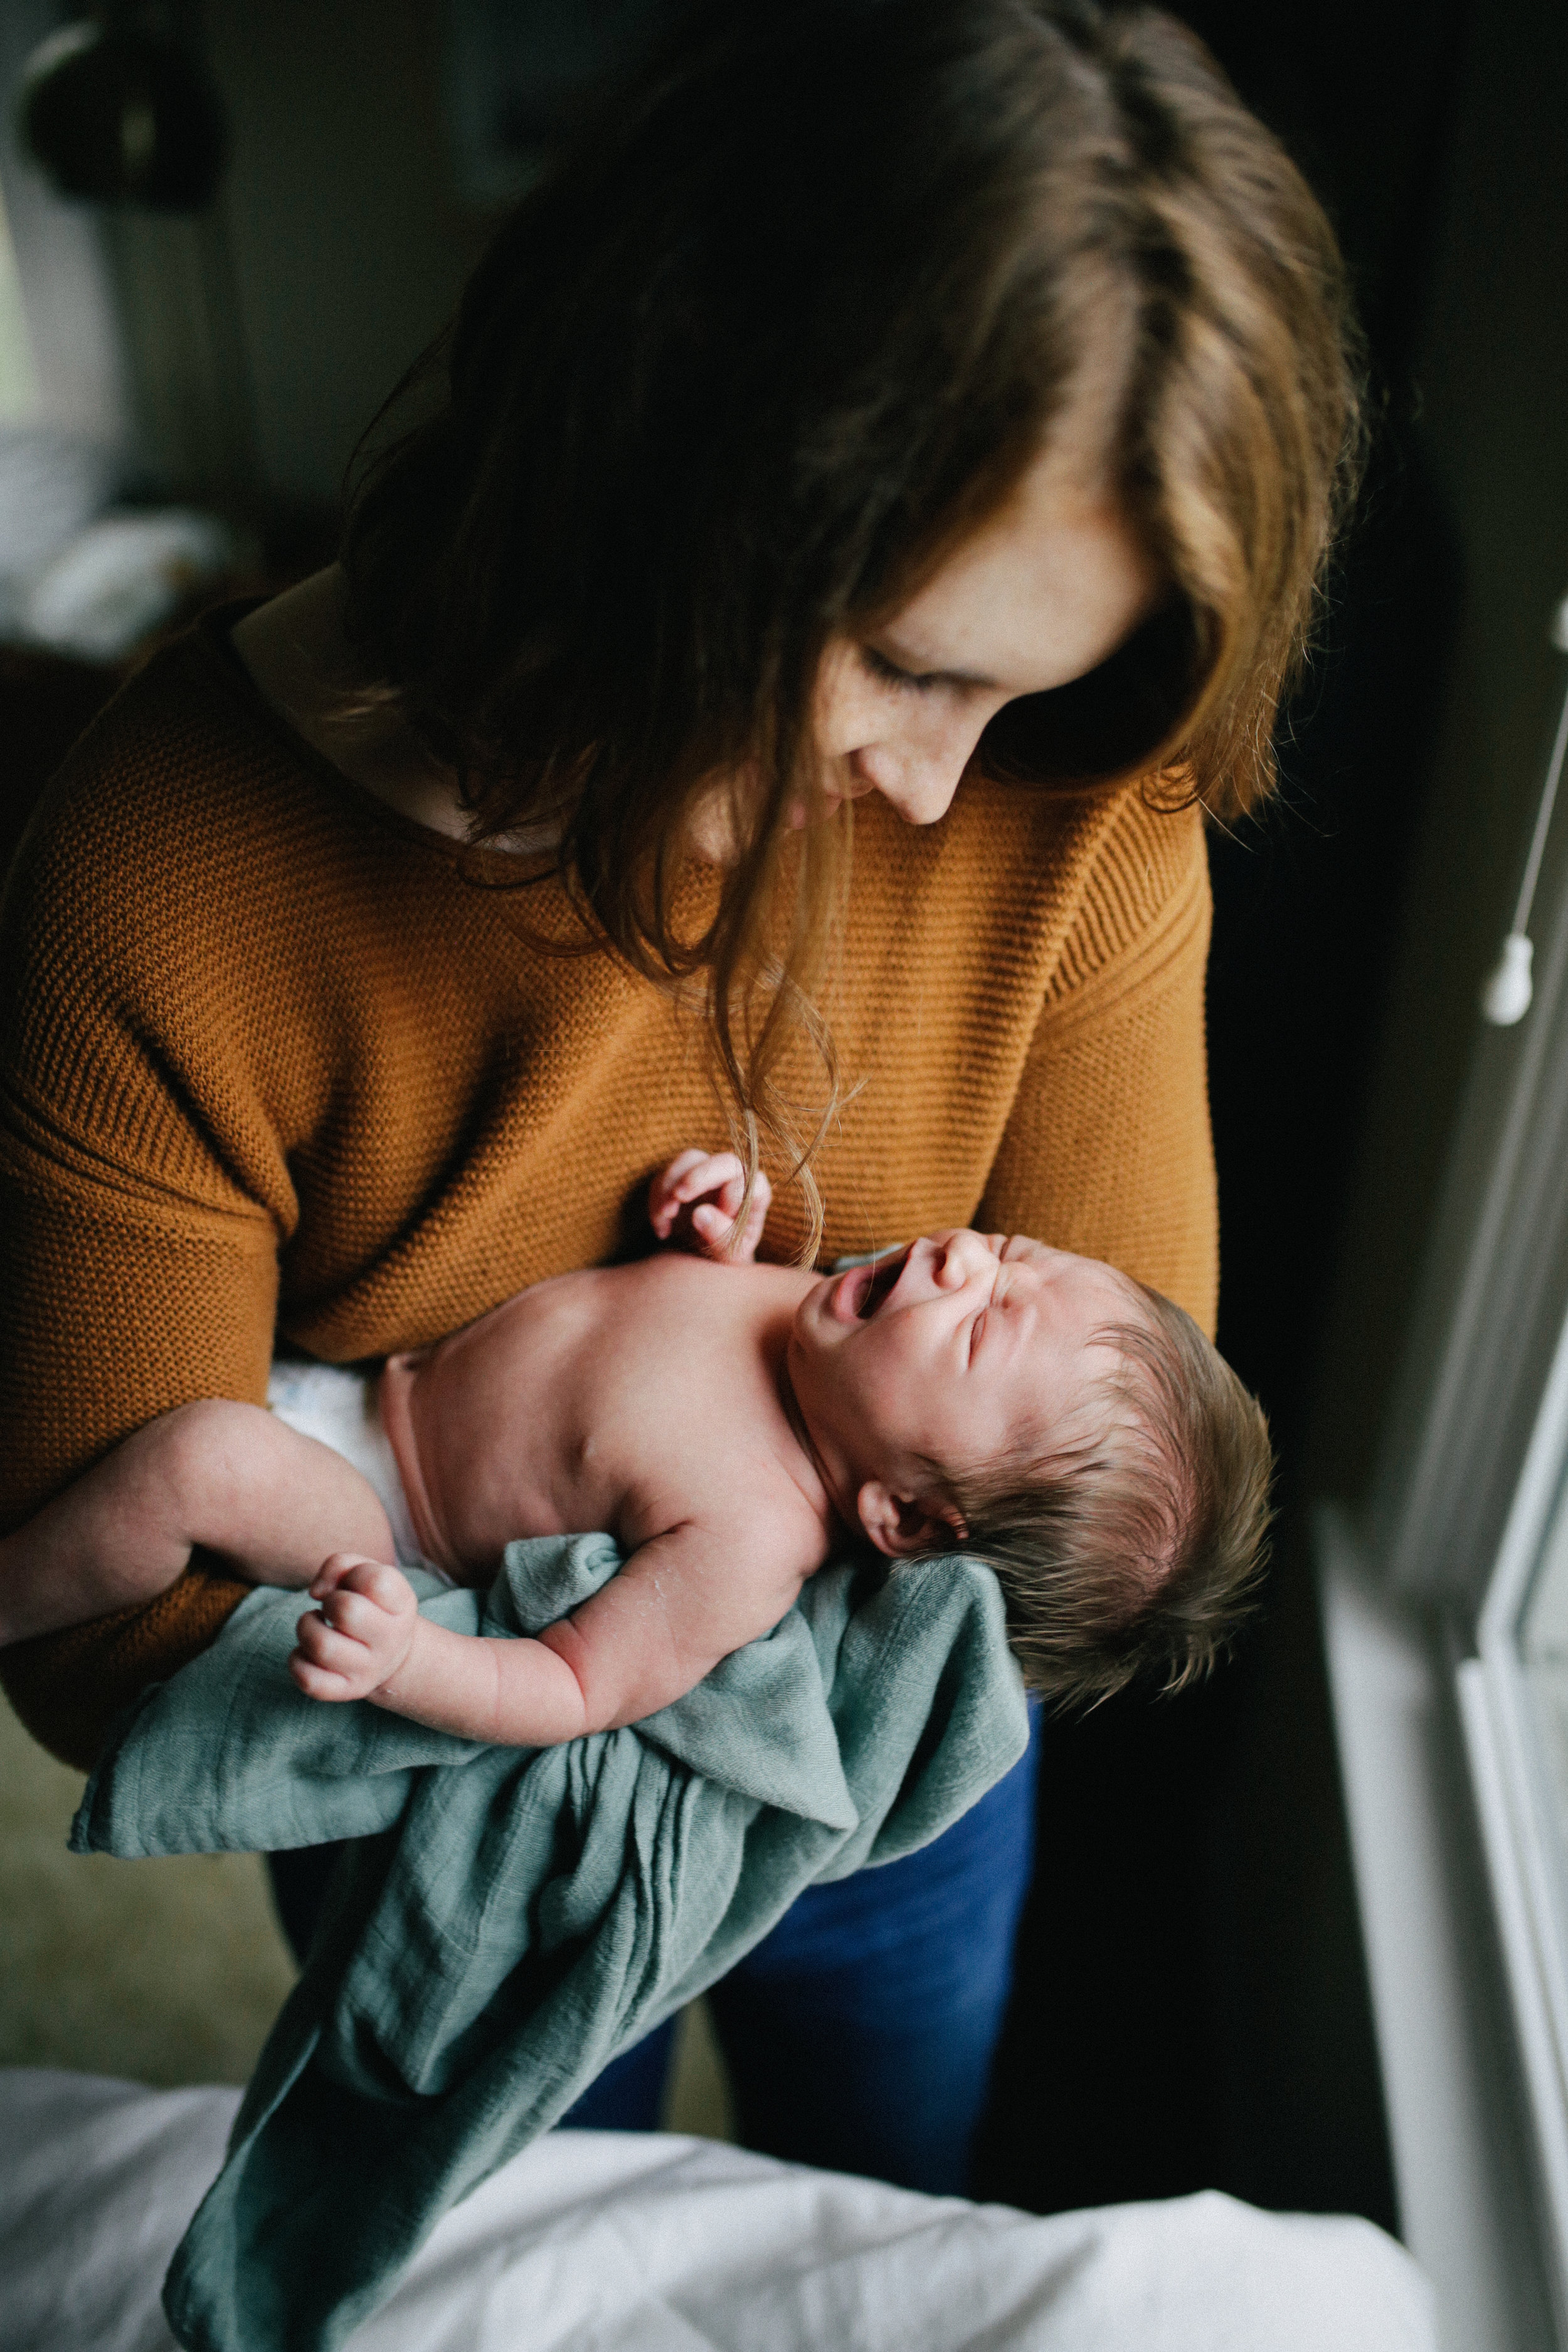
[189,600,559,886]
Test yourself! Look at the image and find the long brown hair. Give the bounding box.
[340,0,1362,1247]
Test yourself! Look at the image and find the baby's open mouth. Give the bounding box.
[855,1246,911,1319]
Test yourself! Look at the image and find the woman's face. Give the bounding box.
[682,440,1163,862]
[805,444,1163,831]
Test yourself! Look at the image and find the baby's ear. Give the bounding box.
[856,1481,968,1559]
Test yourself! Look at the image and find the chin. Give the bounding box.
[785,1315,815,1379]
[792,1276,829,1340]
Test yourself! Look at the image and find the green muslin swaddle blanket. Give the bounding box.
[72,1532,1029,2352]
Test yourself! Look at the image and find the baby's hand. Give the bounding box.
[649,1149,772,1263]
[289,1552,419,1703]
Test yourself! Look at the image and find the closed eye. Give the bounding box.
[967,1306,987,1365]
[859,644,944,697]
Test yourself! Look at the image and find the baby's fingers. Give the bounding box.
[289,1650,363,1703]
[666,1150,744,1216]
[692,1165,772,1260]
[649,1148,709,1236]
[309,1553,411,1609]
[732,1167,772,1259]
[290,1610,381,1701]
[706,1158,748,1220]
[294,1607,366,1668]
[315,1586,402,1646]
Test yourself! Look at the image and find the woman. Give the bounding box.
[0,0,1358,2192]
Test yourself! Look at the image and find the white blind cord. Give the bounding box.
[1480,593,1568,1027]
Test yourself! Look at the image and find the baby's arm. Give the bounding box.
[290,1523,807,1744]
[290,1554,594,1741]
[0,1400,395,1648]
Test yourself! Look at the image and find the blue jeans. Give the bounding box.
[269,1705,1041,2198]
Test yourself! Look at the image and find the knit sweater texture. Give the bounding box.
[0,613,1217,1767]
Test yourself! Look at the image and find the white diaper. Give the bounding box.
[265,1358,440,1574]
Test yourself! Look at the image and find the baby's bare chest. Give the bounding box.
[556,1325,801,1541]
[426,1259,816,1564]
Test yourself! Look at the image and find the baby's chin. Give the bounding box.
[784,1294,823,1365]
[793,1264,860,1338]
[792,1278,827,1332]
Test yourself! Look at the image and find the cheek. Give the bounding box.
[812,644,886,758]
[862,1338,953,1457]
[913,1383,983,1470]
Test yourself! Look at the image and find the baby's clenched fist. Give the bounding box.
[289,1552,418,1703]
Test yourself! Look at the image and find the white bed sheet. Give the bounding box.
[0,2069,1434,2352]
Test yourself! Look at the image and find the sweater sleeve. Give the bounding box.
[976,792,1219,1337]
[0,756,283,1768]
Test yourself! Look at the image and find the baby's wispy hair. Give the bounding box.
[928,1283,1272,1708]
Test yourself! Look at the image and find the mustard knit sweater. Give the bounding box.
[0,615,1217,1766]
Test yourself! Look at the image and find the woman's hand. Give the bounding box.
[649,1149,772,1263]
[289,1552,420,1703]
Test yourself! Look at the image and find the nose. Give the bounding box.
[850,719,985,826]
[929,1231,991,1289]
[861,764,961,826]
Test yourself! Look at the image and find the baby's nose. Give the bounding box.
[932,1231,988,1287]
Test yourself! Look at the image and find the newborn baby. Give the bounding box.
[0,1152,1271,1730]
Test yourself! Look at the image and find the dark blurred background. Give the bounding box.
[2,0,1565,2232]
[978,0,1568,2228]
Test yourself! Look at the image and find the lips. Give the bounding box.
[858,1248,910,1316]
[827,1245,912,1325]
[788,791,849,830]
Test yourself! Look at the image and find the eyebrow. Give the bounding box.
[873,633,1001,692]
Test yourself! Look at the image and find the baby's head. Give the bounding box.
[788,1231,1271,1705]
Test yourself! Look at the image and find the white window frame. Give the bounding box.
[1459,1304,1568,2323]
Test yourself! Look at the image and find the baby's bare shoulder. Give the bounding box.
[711,1481,834,1582]
[625,1449,827,1569]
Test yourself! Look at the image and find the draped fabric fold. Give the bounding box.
[72,1534,1028,2352]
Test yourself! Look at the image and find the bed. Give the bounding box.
[1,2067,1436,2351]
